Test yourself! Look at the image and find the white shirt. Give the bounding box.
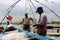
[38,13,47,25]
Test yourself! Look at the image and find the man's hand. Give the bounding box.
[33,23,39,27]
[33,24,36,27]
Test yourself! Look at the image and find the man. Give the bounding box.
[33,7,47,36]
[6,15,13,25]
[20,12,34,32]
[4,15,16,32]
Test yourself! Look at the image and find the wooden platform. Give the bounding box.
[47,33,60,36]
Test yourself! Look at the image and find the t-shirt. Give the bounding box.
[38,13,47,25]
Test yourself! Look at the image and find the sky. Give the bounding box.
[0,0,60,23]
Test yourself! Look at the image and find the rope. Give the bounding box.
[29,0,36,9]
[12,26,54,40]
[0,8,12,25]
[24,0,36,24]
[28,1,36,24]
[44,0,48,2]
[34,0,60,18]
[7,0,20,11]
[0,0,20,25]
[25,0,27,12]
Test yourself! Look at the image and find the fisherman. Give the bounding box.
[33,7,47,36]
[4,15,16,32]
[19,12,34,32]
[6,15,10,25]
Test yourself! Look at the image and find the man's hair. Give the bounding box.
[24,12,28,15]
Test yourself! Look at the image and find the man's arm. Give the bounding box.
[19,18,24,24]
[30,17,34,24]
[30,17,33,21]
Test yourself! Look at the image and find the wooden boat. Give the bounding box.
[0,25,55,40]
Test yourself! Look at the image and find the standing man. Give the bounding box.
[19,12,34,32]
[33,7,47,36]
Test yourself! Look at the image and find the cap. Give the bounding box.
[24,12,28,15]
[36,7,43,13]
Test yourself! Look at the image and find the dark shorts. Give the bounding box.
[37,25,47,36]
[23,24,30,31]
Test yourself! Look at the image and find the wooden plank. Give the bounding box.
[47,33,60,36]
